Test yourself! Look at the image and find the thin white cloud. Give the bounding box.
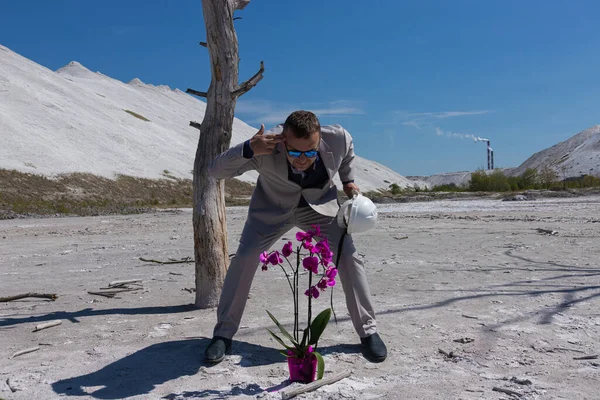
[392,109,492,141]
[396,109,491,130]
[311,106,363,116]
[235,99,364,125]
[400,110,490,119]
[402,120,424,129]
[435,127,488,141]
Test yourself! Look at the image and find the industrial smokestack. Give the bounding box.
[474,137,493,170]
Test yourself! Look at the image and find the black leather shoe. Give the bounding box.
[360,333,387,363]
[203,336,232,364]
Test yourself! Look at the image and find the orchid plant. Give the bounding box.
[260,224,337,380]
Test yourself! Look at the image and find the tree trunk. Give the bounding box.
[193,0,260,308]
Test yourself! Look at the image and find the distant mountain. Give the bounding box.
[407,171,474,188]
[508,125,600,178]
[411,125,600,188]
[0,44,414,192]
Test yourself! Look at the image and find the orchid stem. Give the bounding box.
[331,282,338,324]
[332,230,346,325]
[285,255,298,340]
[295,247,300,341]
[307,270,313,343]
[278,264,295,299]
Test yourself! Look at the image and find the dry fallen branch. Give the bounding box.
[492,387,522,397]
[88,288,140,298]
[33,320,62,332]
[109,279,142,288]
[536,228,558,235]
[453,337,475,344]
[553,347,585,353]
[0,293,57,302]
[231,61,264,98]
[139,257,193,264]
[11,346,40,358]
[393,236,409,240]
[573,355,598,360]
[88,291,115,298]
[281,370,352,400]
[461,314,479,319]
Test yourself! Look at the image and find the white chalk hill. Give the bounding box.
[0,44,414,192]
[508,125,600,178]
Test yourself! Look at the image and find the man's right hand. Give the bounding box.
[249,124,284,156]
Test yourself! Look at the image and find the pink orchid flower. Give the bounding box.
[302,257,319,274]
[268,251,283,265]
[282,241,293,257]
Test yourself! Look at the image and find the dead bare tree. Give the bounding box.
[189,0,264,308]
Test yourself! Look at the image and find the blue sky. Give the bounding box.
[1,0,599,176]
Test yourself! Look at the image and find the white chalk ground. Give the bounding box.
[1,196,600,399]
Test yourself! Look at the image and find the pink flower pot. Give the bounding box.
[287,355,317,383]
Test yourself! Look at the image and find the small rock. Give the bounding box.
[502,195,530,202]
[510,376,532,385]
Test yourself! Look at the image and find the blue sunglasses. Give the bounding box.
[286,148,318,158]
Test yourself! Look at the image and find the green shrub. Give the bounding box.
[389,183,402,195]
[468,169,510,192]
[431,183,465,192]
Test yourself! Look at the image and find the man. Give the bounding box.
[204,110,387,364]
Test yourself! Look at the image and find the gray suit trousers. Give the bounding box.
[213,206,377,339]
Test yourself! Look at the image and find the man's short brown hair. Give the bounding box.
[283,110,321,139]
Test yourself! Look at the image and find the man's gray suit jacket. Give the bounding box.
[208,124,357,231]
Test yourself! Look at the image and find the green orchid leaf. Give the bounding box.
[267,329,294,350]
[313,351,325,380]
[308,308,331,346]
[300,327,309,348]
[279,349,291,358]
[266,310,299,347]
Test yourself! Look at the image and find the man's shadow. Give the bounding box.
[51,338,281,399]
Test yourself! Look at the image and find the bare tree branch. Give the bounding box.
[189,121,202,130]
[200,41,207,47]
[233,17,242,21]
[186,88,208,98]
[231,61,264,98]
[233,0,250,11]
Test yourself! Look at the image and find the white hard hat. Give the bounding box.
[337,193,378,234]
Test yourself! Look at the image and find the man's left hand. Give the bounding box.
[343,182,360,199]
